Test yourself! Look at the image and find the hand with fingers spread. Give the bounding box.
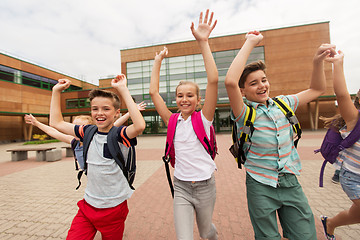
[190,9,217,42]
[137,101,147,111]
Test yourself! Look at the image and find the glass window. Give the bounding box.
[0,70,14,82]
[127,67,142,74]
[66,99,79,109]
[169,56,186,63]
[127,62,142,68]
[124,46,264,105]
[185,55,194,61]
[193,54,203,60]
[127,72,142,79]
[169,67,186,75]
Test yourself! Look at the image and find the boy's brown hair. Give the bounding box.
[89,89,120,109]
[239,60,266,88]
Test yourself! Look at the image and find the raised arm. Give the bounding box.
[49,79,76,136]
[296,44,336,106]
[326,51,359,130]
[25,114,74,144]
[149,47,172,125]
[114,101,146,127]
[112,74,145,139]
[190,9,218,121]
[224,31,263,117]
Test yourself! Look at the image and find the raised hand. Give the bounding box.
[137,101,147,111]
[155,47,168,62]
[24,114,38,126]
[53,78,71,92]
[313,43,337,63]
[111,74,127,89]
[190,9,217,42]
[245,30,263,45]
[325,50,344,64]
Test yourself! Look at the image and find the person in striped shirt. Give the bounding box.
[320,51,360,240]
[225,30,335,240]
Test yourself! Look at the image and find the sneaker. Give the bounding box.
[331,171,340,184]
[320,215,336,240]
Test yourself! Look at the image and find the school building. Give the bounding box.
[0,21,336,142]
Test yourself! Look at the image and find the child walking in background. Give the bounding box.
[224,30,335,239]
[149,9,218,240]
[320,51,360,240]
[49,74,145,240]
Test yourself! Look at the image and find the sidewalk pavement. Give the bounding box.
[0,131,359,239]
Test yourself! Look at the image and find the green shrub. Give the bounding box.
[23,139,60,145]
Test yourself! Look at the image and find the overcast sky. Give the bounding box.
[1,0,359,93]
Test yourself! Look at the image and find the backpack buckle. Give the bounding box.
[242,125,252,135]
[288,115,299,125]
[162,156,170,163]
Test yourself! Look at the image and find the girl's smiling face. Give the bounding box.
[241,70,270,105]
[176,83,200,120]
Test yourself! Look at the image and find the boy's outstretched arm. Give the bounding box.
[149,47,172,125]
[49,79,77,136]
[296,44,336,106]
[25,114,74,144]
[112,74,145,139]
[114,101,146,127]
[191,9,218,121]
[225,31,263,118]
[326,51,359,130]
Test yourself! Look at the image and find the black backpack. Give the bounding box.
[76,125,136,190]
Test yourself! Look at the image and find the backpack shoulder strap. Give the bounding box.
[75,125,97,190]
[71,138,80,170]
[272,97,302,147]
[238,104,256,167]
[340,110,360,148]
[106,126,135,190]
[229,104,256,169]
[191,111,215,159]
[164,113,180,161]
[163,113,180,198]
[82,125,98,169]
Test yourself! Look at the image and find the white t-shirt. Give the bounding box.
[173,111,217,181]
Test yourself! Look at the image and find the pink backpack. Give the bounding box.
[162,111,217,197]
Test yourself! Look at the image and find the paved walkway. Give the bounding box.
[0,131,359,239]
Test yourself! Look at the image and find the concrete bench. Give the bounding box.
[61,145,74,157]
[45,149,62,162]
[6,146,57,161]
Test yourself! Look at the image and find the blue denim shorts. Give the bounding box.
[340,168,360,200]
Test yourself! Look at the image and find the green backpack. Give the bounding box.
[229,97,302,168]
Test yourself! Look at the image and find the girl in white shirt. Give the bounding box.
[149,9,218,240]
